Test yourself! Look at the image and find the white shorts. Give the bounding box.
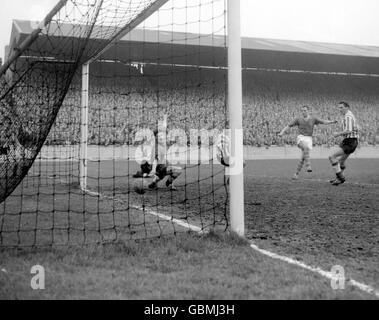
[296,135,313,150]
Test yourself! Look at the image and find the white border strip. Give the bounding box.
[82,187,379,299]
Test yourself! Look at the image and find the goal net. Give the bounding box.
[0,0,236,247]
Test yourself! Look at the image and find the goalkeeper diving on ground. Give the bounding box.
[133,116,182,194]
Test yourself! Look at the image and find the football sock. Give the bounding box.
[336,172,345,181]
[297,158,305,174]
[303,149,311,169]
[133,171,143,178]
[148,181,158,189]
[332,162,341,174]
[166,176,177,187]
[148,175,160,189]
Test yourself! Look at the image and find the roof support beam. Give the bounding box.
[0,0,69,77]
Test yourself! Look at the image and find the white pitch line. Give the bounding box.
[249,243,379,299]
[82,187,379,299]
[132,205,203,233]
[82,188,204,234]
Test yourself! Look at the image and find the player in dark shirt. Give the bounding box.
[279,105,337,179]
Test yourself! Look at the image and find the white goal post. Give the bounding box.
[79,0,245,236]
[227,0,245,237]
[80,63,89,191]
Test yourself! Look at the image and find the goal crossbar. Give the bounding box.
[86,0,170,64]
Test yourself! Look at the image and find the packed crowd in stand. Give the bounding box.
[44,64,379,147]
[242,70,379,146]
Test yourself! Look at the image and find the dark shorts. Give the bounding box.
[155,164,168,180]
[140,161,153,174]
[340,138,358,155]
[140,162,168,180]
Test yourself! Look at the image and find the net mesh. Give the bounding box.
[0,0,229,247]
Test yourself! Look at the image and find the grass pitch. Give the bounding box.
[0,232,376,300]
[245,159,379,292]
[0,157,378,299]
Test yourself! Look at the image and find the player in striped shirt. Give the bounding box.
[329,102,359,186]
[216,131,230,167]
[216,130,246,185]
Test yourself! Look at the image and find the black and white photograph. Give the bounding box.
[0,0,378,303]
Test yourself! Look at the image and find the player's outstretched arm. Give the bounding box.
[278,125,290,137]
[332,130,352,138]
[279,118,299,136]
[318,119,338,125]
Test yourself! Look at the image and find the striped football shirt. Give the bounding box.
[342,110,359,139]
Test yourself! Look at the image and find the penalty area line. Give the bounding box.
[81,187,379,299]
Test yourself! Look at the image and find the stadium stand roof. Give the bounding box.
[7,19,379,74]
